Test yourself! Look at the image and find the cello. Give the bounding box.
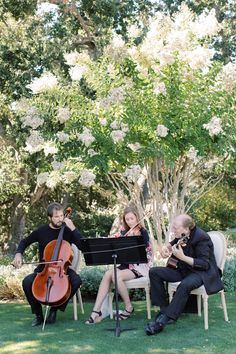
[32,208,73,307]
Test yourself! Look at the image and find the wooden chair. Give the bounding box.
[168,231,229,330]
[70,243,84,320]
[108,276,151,320]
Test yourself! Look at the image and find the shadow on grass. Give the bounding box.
[0,293,235,354]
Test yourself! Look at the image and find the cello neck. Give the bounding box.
[51,224,65,261]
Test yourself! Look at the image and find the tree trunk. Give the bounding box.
[6,196,26,255]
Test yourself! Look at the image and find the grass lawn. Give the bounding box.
[0,292,235,354]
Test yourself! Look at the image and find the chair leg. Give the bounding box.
[220,290,229,322]
[169,289,174,302]
[108,291,114,319]
[202,295,208,330]
[78,289,84,314]
[197,295,202,317]
[73,294,78,321]
[145,286,151,320]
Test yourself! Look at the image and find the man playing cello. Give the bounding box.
[12,202,82,326]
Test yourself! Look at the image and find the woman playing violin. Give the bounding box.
[12,202,83,327]
[85,206,153,324]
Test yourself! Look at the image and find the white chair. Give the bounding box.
[108,276,151,320]
[70,243,85,320]
[168,231,229,330]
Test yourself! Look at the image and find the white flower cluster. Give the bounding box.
[125,5,220,73]
[190,8,220,38]
[183,46,214,70]
[156,124,169,138]
[56,107,70,124]
[37,168,78,189]
[64,51,80,66]
[127,24,141,39]
[111,130,126,143]
[105,33,127,62]
[153,81,167,95]
[203,116,223,137]
[43,141,58,156]
[77,127,95,147]
[56,131,70,143]
[27,72,58,94]
[64,51,90,66]
[78,169,96,187]
[215,62,236,93]
[37,172,49,185]
[63,171,77,184]
[123,165,142,182]
[37,171,61,189]
[69,65,88,81]
[186,146,199,164]
[46,171,61,189]
[128,143,141,152]
[51,159,65,171]
[99,118,107,126]
[110,120,129,143]
[25,130,45,154]
[20,107,44,129]
[98,86,126,111]
[64,51,90,81]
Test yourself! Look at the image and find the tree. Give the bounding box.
[0,0,154,252]
[7,5,235,247]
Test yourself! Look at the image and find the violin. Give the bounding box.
[166,234,189,269]
[32,208,73,307]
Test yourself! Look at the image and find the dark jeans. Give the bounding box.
[22,268,82,315]
[149,266,203,320]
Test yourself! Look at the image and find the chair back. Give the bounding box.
[70,243,81,272]
[208,231,227,272]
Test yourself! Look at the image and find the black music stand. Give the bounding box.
[81,236,147,337]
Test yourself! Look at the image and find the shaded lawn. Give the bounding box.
[0,293,235,354]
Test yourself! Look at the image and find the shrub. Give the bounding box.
[223,246,236,292]
[0,264,34,300]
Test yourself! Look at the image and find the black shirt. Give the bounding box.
[16,224,83,271]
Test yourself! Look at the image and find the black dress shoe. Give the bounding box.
[46,309,57,324]
[145,321,164,336]
[145,314,174,336]
[32,314,44,327]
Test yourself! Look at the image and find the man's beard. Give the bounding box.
[50,220,63,229]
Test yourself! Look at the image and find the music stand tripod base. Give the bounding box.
[105,254,136,337]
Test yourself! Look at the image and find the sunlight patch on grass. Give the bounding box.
[69,344,95,352]
[148,349,178,353]
[1,340,40,353]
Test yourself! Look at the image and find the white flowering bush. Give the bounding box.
[9,5,236,242]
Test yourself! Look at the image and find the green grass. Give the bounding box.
[0,293,235,354]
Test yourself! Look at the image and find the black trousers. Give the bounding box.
[22,268,82,316]
[149,266,203,320]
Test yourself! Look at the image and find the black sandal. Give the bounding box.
[85,310,102,324]
[118,308,134,320]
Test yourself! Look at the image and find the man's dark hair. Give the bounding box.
[47,202,64,217]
